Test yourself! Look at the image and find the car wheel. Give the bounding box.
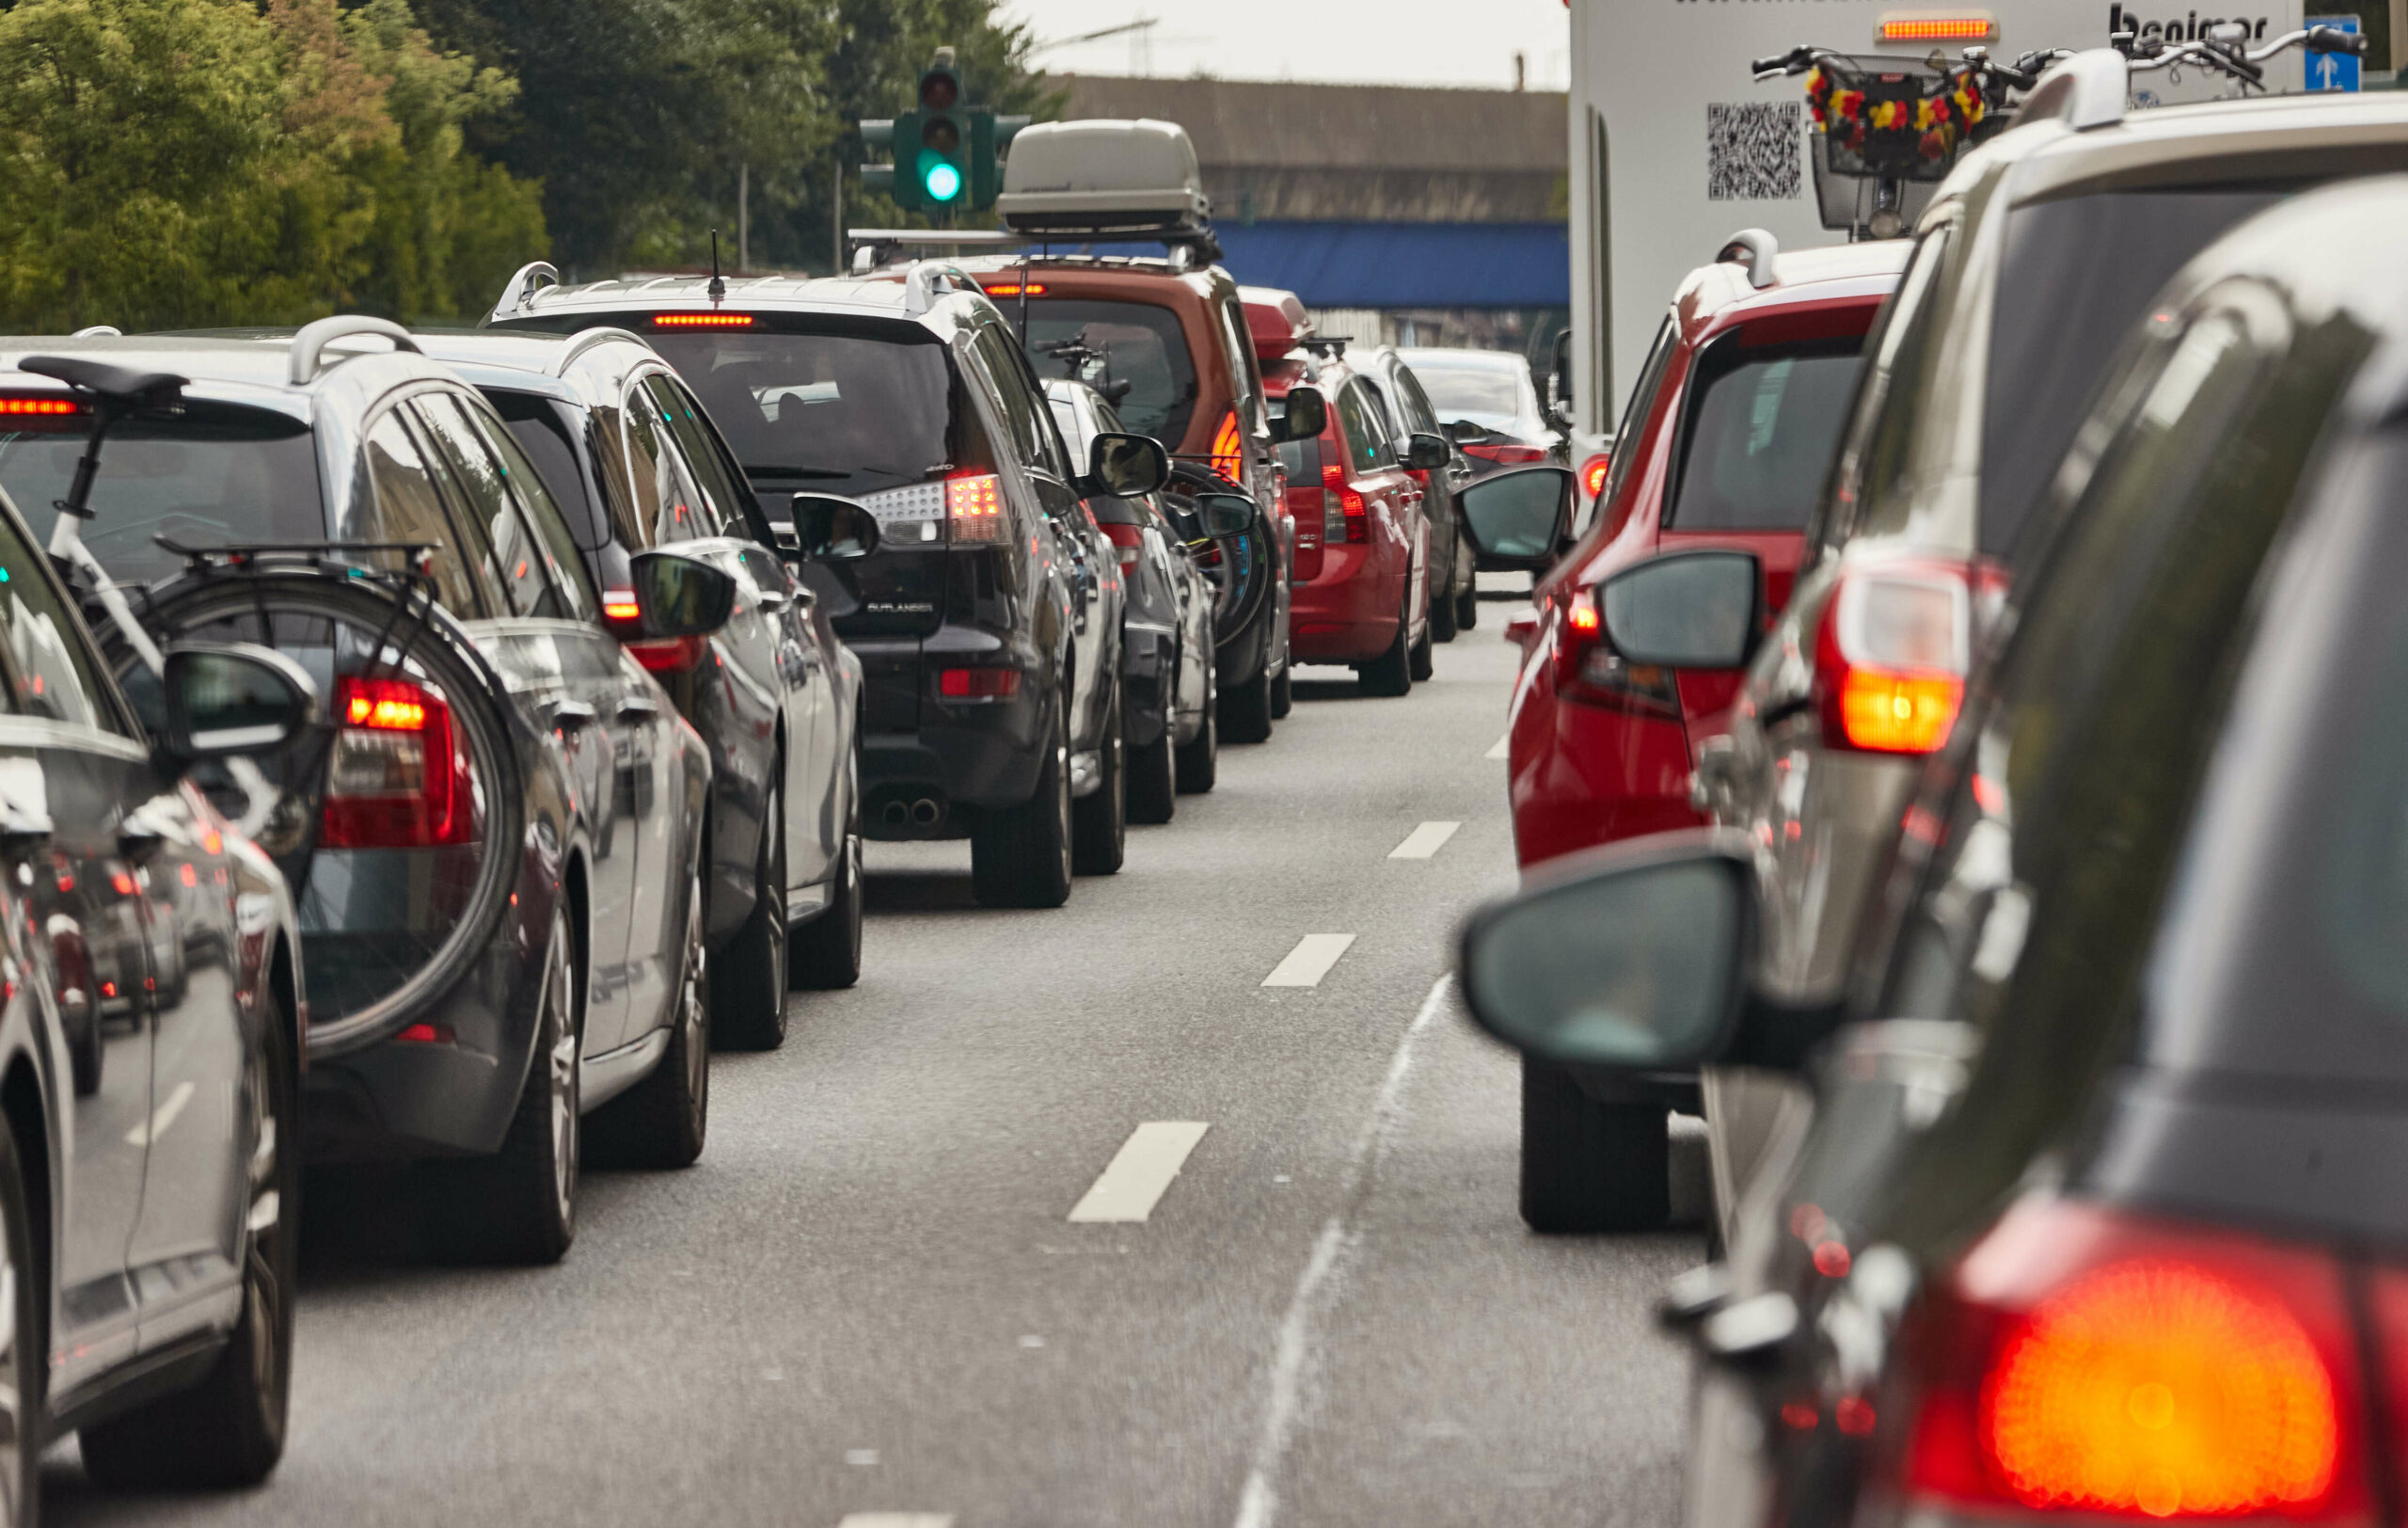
[587,869,709,1169]
[1175,672,1218,794]
[0,1124,32,1523]
[1430,566,1460,643]
[1409,606,1435,681]
[1127,702,1177,826]
[711,781,789,1051]
[1357,590,1415,698]
[1221,668,1274,743]
[790,745,864,990]
[1071,683,1127,875]
[1455,561,1479,631]
[1518,1057,1671,1234]
[426,908,580,1264]
[1270,663,1292,719]
[971,702,1073,909]
[83,984,299,1488]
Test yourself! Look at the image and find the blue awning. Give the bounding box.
[1212,221,1568,310]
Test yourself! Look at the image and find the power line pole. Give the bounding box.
[738,162,750,272]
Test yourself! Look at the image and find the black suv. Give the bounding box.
[492,264,1166,908]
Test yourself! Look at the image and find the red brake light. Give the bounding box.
[321,676,479,849]
[1465,441,1546,465]
[1555,586,1678,715]
[1098,519,1144,571]
[0,397,84,417]
[1814,563,1971,755]
[1877,14,1996,42]
[1580,453,1612,498]
[1211,410,1244,483]
[1892,1197,2363,1522]
[939,667,1021,699]
[626,635,707,674]
[652,313,753,328]
[982,282,1046,297]
[1320,456,1368,545]
[945,470,1005,544]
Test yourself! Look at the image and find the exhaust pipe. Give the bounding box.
[881,800,910,827]
[910,798,940,826]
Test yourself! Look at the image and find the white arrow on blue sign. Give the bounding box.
[2306,15,2363,92]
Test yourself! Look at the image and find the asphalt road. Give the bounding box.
[51,598,1705,1528]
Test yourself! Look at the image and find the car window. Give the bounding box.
[0,497,128,735]
[1392,366,1442,436]
[1016,296,1202,447]
[1819,225,1952,557]
[641,375,733,539]
[413,391,558,621]
[1216,298,1268,435]
[976,322,1070,478]
[482,415,598,621]
[1592,317,1676,528]
[355,409,489,619]
[622,390,716,549]
[1336,380,1393,471]
[1665,334,1865,532]
[1415,364,1525,427]
[1359,377,1406,446]
[660,376,768,540]
[483,391,609,557]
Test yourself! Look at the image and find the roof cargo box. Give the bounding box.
[998,119,1212,237]
[1239,286,1311,363]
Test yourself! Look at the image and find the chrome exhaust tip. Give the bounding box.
[910,798,940,825]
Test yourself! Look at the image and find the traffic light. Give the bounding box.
[857,50,1027,217]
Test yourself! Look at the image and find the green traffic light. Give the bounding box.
[919,151,962,202]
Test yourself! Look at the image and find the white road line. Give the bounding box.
[837,1516,953,1528]
[1484,733,1510,760]
[1386,820,1461,860]
[1261,934,1354,988]
[1068,1122,1211,1223]
[1229,974,1452,1528]
[125,1080,195,1147]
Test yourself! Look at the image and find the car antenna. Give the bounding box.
[708,229,726,305]
[1019,241,1043,342]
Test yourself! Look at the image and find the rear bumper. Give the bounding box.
[1290,546,1401,664]
[848,629,1055,837]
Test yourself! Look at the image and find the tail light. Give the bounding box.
[1888,1197,2368,1522]
[1580,454,1612,498]
[1814,563,1972,755]
[1465,441,1546,465]
[1099,520,1144,573]
[1555,588,1678,715]
[945,471,1006,544]
[321,676,480,849]
[601,587,708,673]
[1211,410,1244,483]
[1321,457,1368,545]
[939,667,1022,700]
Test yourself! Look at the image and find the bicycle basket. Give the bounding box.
[1805,57,1987,182]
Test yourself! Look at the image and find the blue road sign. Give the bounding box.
[2306,15,2362,91]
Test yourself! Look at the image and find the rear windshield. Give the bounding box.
[1978,186,2285,558]
[1666,335,1863,532]
[1016,298,1200,447]
[1412,364,1527,428]
[0,405,324,586]
[640,326,980,502]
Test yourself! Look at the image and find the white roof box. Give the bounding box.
[998,119,1211,238]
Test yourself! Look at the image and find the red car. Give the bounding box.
[1259,335,1441,697]
[1500,233,1908,867]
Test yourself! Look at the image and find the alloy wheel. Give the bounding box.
[543,915,580,1225]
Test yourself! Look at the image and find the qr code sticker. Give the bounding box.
[1707,102,1802,200]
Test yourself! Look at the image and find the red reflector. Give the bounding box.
[1466,441,1547,464]
[101,981,117,999]
[946,471,1005,543]
[1580,454,1611,497]
[393,1022,455,1044]
[982,282,1047,296]
[939,667,1022,699]
[627,635,707,674]
[652,313,753,328]
[111,872,136,897]
[179,863,197,888]
[0,397,83,416]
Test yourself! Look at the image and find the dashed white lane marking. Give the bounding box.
[1230,974,1452,1528]
[1068,1122,1212,1223]
[1485,733,1510,760]
[1261,933,1354,988]
[838,1516,952,1528]
[1386,820,1461,860]
[126,1080,195,1147]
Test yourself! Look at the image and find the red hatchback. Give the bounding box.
[1501,234,1908,867]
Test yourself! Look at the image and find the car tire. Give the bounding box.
[972,704,1074,909]
[586,871,709,1170]
[1127,718,1176,826]
[1430,571,1459,642]
[0,1122,34,1523]
[1221,669,1274,743]
[790,747,864,990]
[711,782,789,1051]
[82,984,299,1489]
[1270,664,1292,719]
[1455,571,1479,632]
[1518,1057,1671,1234]
[1409,606,1435,681]
[1175,674,1218,794]
[426,908,580,1265]
[1071,684,1127,875]
[1357,591,1415,698]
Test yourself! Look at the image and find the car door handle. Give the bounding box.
[617,696,662,724]
[548,699,600,734]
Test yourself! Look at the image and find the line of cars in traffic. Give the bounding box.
[1463,30,2408,1528]
[0,113,1535,1514]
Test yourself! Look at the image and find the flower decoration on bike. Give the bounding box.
[1804,59,1986,172]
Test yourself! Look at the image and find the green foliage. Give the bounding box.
[0,0,545,330]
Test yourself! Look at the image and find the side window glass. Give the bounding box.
[977,325,1065,476]
[483,418,599,620]
[1593,316,1678,526]
[0,511,125,734]
[1395,368,1441,436]
[1336,381,1389,471]
[664,378,767,541]
[623,388,712,545]
[1217,300,1267,434]
[1359,380,1404,455]
[641,377,732,539]
[415,392,554,619]
[358,410,489,618]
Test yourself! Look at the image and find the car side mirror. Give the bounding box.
[1273,386,1327,444]
[1455,465,1575,571]
[629,549,737,638]
[1447,419,1491,444]
[1403,432,1450,471]
[1083,432,1170,498]
[788,493,882,561]
[1461,832,1757,1072]
[1196,492,1254,538]
[160,643,317,763]
[1598,550,1760,669]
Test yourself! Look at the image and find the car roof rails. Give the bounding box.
[551,326,654,375]
[490,261,562,324]
[2021,48,2128,132]
[902,261,979,317]
[1716,229,1780,289]
[289,315,423,387]
[71,326,121,339]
